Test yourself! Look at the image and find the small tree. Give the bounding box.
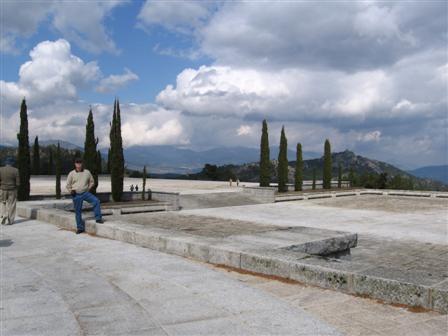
[312,168,316,190]
[348,166,356,188]
[142,165,147,200]
[294,143,303,192]
[277,126,288,192]
[17,98,31,201]
[55,142,61,199]
[259,119,270,187]
[32,136,40,175]
[377,173,388,189]
[323,139,332,189]
[338,163,342,188]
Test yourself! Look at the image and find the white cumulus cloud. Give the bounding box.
[96,68,139,93]
[0,0,126,54]
[1,39,100,107]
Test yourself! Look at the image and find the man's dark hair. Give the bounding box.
[74,158,83,164]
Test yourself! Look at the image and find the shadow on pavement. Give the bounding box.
[0,239,14,247]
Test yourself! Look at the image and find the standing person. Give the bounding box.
[130,184,134,192]
[236,178,240,187]
[229,178,233,187]
[135,184,139,192]
[66,158,103,234]
[0,157,20,225]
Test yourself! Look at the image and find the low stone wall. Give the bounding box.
[96,191,147,202]
[150,190,181,210]
[242,186,276,203]
[302,181,351,190]
[275,189,448,202]
[268,181,351,191]
[29,190,148,202]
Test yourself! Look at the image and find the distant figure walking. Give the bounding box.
[229,178,233,187]
[135,185,139,192]
[0,157,19,225]
[130,184,134,192]
[66,158,103,234]
[236,179,240,187]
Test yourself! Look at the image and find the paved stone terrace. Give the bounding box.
[29,176,257,196]
[100,213,448,294]
[15,199,448,312]
[1,219,339,336]
[184,195,448,244]
[2,219,447,336]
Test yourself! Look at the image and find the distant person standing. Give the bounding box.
[66,158,103,234]
[135,184,139,192]
[130,184,134,192]
[0,157,19,225]
[236,179,240,187]
[229,178,233,187]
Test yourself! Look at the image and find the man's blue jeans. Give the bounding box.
[72,192,102,230]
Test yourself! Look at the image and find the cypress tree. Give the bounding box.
[48,148,53,175]
[32,136,40,175]
[110,99,124,201]
[142,165,147,200]
[109,102,116,196]
[323,139,332,189]
[312,168,316,190]
[96,150,102,175]
[83,108,98,193]
[294,143,303,192]
[17,98,31,201]
[338,163,342,188]
[259,119,270,187]
[55,142,61,199]
[277,126,288,192]
[116,99,124,199]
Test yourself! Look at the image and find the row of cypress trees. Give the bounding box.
[259,120,333,192]
[15,98,125,201]
[82,102,123,200]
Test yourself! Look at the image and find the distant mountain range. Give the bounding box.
[115,145,320,174]
[409,165,448,184]
[3,141,319,173]
[39,140,82,150]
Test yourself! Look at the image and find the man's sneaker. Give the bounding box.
[96,219,104,224]
[76,229,85,234]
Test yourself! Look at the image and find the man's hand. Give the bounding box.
[71,190,76,197]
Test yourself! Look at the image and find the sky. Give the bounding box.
[1,0,447,169]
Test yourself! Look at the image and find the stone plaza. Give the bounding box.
[1,176,447,335]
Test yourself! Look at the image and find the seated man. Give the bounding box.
[66,158,103,234]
